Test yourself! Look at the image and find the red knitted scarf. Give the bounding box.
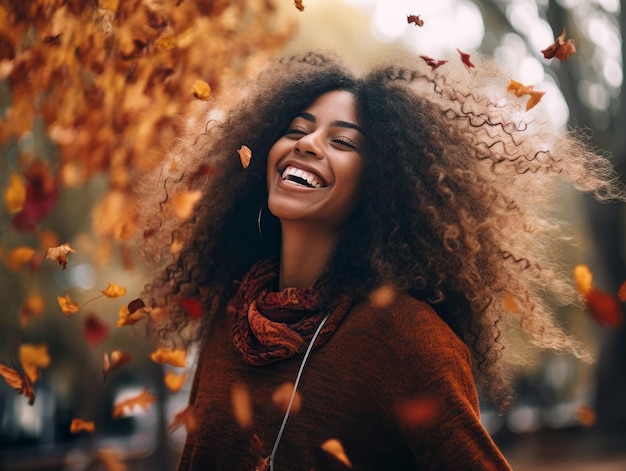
[229,259,351,365]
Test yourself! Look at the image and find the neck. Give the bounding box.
[278,221,338,290]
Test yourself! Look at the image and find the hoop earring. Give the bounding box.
[257,203,266,238]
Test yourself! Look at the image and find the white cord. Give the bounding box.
[268,311,331,471]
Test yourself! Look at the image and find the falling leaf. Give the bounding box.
[524,90,545,111]
[12,160,59,232]
[169,406,197,434]
[84,313,110,346]
[419,55,448,70]
[0,363,35,405]
[45,243,76,270]
[6,246,36,271]
[112,388,156,417]
[272,382,301,414]
[237,145,252,168]
[19,294,45,327]
[457,48,474,69]
[172,190,202,219]
[116,304,145,327]
[617,281,626,302]
[574,264,594,295]
[192,79,211,100]
[181,296,203,319]
[506,79,545,110]
[369,284,398,308]
[96,449,128,471]
[128,298,145,314]
[576,404,596,428]
[541,28,576,61]
[394,396,439,427]
[407,15,423,27]
[150,347,187,367]
[19,343,51,384]
[294,0,305,12]
[231,382,253,430]
[4,172,26,213]
[102,282,127,298]
[57,294,81,316]
[103,350,132,381]
[164,370,187,393]
[70,418,96,433]
[321,439,353,468]
[584,288,624,328]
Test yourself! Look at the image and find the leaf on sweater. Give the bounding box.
[150,347,187,367]
[272,382,301,414]
[70,418,95,433]
[231,382,253,430]
[321,439,353,468]
[112,388,156,417]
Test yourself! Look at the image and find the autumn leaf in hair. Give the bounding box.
[419,55,448,70]
[407,15,424,27]
[541,29,576,61]
[294,0,305,12]
[506,79,545,111]
[456,48,474,69]
[238,145,252,168]
[192,80,211,100]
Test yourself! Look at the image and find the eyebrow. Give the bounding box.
[295,111,365,135]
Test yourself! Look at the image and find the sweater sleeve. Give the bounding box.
[377,300,512,471]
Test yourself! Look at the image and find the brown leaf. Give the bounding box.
[294,0,305,12]
[541,28,576,61]
[237,145,252,169]
[407,15,423,27]
[103,350,132,381]
[45,243,76,270]
[0,363,35,405]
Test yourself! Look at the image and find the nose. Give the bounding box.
[294,131,324,159]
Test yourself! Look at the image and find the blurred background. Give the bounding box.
[1,0,625,469]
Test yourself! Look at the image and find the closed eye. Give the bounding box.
[332,137,359,150]
[284,127,307,138]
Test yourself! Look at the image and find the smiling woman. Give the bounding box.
[132,52,624,470]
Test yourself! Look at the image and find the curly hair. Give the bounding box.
[133,51,624,410]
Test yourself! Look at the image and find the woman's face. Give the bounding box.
[267,90,365,231]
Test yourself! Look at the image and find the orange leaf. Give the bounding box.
[150,347,187,367]
[172,190,202,220]
[321,439,353,468]
[617,281,626,302]
[525,89,545,111]
[0,363,35,405]
[19,343,50,384]
[368,283,398,308]
[103,350,132,381]
[503,295,520,314]
[45,243,76,270]
[96,449,128,471]
[419,55,448,70]
[294,0,305,12]
[4,172,26,213]
[407,15,424,27]
[102,282,127,298]
[57,294,81,316]
[574,264,594,295]
[231,382,253,430]
[237,145,252,169]
[584,288,624,328]
[116,304,145,327]
[84,313,110,346]
[169,406,197,434]
[164,370,187,393]
[457,48,474,68]
[576,404,596,428]
[192,80,211,100]
[19,294,45,328]
[507,79,544,110]
[272,382,301,414]
[112,388,156,418]
[6,246,36,271]
[70,418,96,433]
[541,28,576,61]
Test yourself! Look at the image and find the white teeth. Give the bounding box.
[281,165,323,188]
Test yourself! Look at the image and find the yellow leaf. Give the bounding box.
[574,264,594,295]
[172,190,202,219]
[19,343,51,384]
[164,370,187,393]
[6,246,36,271]
[192,80,211,100]
[116,304,144,327]
[19,294,45,327]
[70,418,95,433]
[4,172,26,213]
[231,382,253,430]
[102,282,127,298]
[321,439,353,468]
[57,294,81,316]
[150,347,186,367]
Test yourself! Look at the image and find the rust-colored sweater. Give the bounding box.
[177,294,512,470]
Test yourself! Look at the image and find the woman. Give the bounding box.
[134,52,623,470]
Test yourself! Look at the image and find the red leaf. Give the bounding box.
[541,28,576,61]
[181,297,203,319]
[457,48,475,68]
[12,160,59,232]
[419,55,448,70]
[84,313,110,346]
[584,288,624,328]
[407,15,424,27]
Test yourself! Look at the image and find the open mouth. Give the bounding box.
[281,165,325,188]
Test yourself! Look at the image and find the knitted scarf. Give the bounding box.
[229,258,351,365]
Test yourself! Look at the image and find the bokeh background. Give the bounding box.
[1,0,625,470]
